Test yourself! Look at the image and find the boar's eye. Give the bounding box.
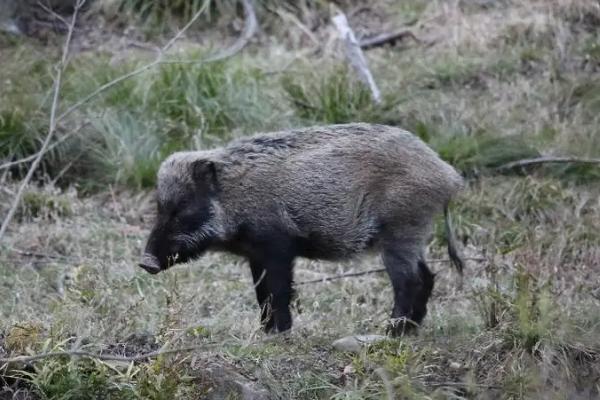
[157,198,183,217]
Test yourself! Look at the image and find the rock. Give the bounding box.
[332,334,387,353]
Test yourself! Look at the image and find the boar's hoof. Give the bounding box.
[386,317,419,337]
[139,254,161,274]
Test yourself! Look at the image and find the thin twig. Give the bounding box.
[295,257,486,286]
[0,345,209,366]
[427,381,504,390]
[360,29,420,49]
[0,0,84,243]
[8,248,79,262]
[497,156,600,171]
[296,268,386,285]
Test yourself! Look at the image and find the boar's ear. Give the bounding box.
[191,159,220,190]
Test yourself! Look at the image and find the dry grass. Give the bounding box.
[1,0,600,398]
[1,176,598,399]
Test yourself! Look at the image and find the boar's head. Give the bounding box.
[139,153,223,274]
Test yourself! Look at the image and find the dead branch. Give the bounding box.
[0,345,210,366]
[332,11,381,104]
[296,257,486,285]
[0,0,84,243]
[427,381,504,390]
[497,156,600,171]
[360,29,420,49]
[296,268,386,285]
[8,248,78,262]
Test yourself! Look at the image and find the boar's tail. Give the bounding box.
[444,204,464,275]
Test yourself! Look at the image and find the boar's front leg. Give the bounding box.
[248,236,295,333]
[249,260,274,332]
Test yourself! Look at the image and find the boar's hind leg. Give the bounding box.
[382,240,433,336]
[249,245,295,334]
[412,258,434,325]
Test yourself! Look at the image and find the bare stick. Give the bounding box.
[296,268,387,285]
[332,11,381,104]
[360,29,420,49]
[296,257,485,286]
[0,0,84,243]
[0,345,210,366]
[9,248,76,261]
[497,156,600,171]
[427,381,504,390]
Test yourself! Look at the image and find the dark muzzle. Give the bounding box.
[139,253,161,274]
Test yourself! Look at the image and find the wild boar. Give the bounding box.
[139,123,464,336]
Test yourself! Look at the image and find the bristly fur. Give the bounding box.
[144,123,465,336]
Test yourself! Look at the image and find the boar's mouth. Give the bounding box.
[139,254,162,274]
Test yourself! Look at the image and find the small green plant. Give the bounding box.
[0,110,43,173]
[428,58,484,88]
[282,66,403,125]
[475,265,559,353]
[28,358,137,400]
[141,61,258,142]
[432,131,540,175]
[136,358,198,400]
[62,56,139,110]
[502,177,570,222]
[18,189,73,221]
[88,111,164,189]
[512,268,555,352]
[58,58,274,190]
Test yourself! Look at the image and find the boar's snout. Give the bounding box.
[139,253,161,274]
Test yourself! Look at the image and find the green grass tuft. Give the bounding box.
[88,111,164,189]
[282,66,404,125]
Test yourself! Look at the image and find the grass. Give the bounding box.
[2,50,278,190]
[282,65,405,125]
[1,176,598,398]
[1,0,600,398]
